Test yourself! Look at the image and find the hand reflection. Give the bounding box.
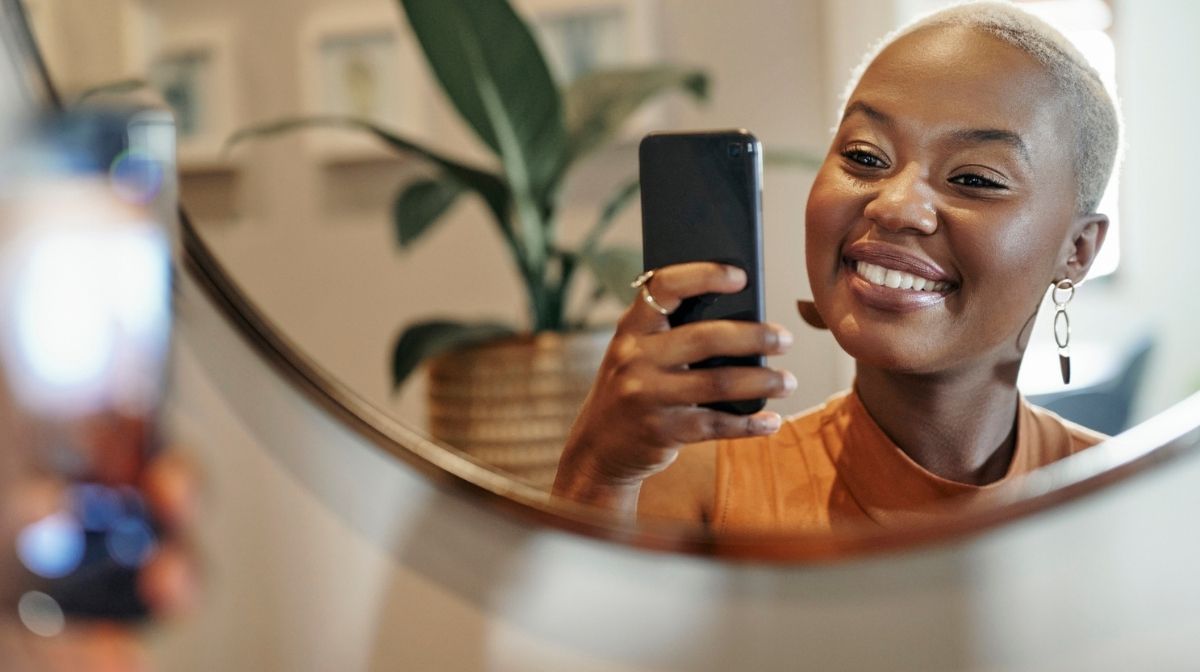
[1,450,200,672]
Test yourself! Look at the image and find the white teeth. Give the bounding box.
[854,261,949,292]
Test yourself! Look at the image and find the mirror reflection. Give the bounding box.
[23,0,1200,532]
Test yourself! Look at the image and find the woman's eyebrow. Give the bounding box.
[843,100,1032,165]
[842,101,893,127]
[947,128,1031,165]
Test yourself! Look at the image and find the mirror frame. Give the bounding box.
[9,0,1200,562]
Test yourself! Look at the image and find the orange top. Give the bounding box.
[713,390,1105,533]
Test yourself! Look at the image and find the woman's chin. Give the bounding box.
[828,318,944,375]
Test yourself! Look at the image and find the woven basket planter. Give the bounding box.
[427,329,610,490]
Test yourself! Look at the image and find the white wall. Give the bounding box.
[1105,0,1200,416]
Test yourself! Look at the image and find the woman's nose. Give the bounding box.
[862,162,938,234]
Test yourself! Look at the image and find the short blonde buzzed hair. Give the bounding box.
[839,1,1122,214]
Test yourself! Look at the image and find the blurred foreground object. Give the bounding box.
[0,107,197,669]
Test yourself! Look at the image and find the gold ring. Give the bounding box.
[631,270,671,316]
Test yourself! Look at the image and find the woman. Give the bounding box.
[552,2,1121,532]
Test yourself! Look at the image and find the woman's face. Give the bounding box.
[805,25,1087,376]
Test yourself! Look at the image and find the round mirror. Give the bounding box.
[19,0,1200,554]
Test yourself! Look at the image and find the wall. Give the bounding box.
[1106,0,1200,416]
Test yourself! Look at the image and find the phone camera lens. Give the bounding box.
[728,143,742,158]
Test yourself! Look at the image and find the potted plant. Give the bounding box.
[230,0,711,488]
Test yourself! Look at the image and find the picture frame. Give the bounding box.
[147,22,238,172]
[516,0,658,83]
[298,4,429,163]
[517,0,661,140]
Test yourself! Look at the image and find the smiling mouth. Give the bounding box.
[848,260,955,293]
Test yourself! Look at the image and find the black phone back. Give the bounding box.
[639,130,766,415]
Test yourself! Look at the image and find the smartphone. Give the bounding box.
[0,106,175,623]
[638,129,766,415]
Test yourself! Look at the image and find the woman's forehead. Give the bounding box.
[864,25,1050,84]
[849,25,1066,137]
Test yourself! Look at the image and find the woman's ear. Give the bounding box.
[1060,213,1109,283]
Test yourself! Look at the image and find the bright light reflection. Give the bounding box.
[17,591,66,638]
[2,220,169,417]
[108,229,170,347]
[73,483,124,532]
[12,233,116,395]
[16,512,86,579]
[106,516,158,568]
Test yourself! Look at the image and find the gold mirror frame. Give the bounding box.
[8,0,1199,562]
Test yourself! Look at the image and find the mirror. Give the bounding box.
[21,0,1200,540]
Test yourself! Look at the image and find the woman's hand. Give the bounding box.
[1,450,201,672]
[552,262,796,515]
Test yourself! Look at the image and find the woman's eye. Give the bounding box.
[949,173,1007,190]
[841,149,887,169]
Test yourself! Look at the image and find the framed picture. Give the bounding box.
[299,5,428,162]
[518,0,661,141]
[517,0,658,84]
[148,23,238,171]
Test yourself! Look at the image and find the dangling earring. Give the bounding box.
[1052,279,1075,384]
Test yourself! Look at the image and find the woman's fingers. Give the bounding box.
[138,541,200,619]
[658,408,783,445]
[138,451,202,618]
[620,262,747,333]
[139,451,200,533]
[644,320,792,368]
[556,259,795,504]
[654,367,797,406]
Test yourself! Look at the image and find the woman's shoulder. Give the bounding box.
[637,440,719,526]
[1021,398,1109,461]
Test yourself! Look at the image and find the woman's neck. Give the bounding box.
[853,363,1022,486]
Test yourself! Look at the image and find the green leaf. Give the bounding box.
[227,113,548,329]
[226,115,518,251]
[227,115,509,218]
[391,320,517,388]
[581,245,644,305]
[765,148,824,170]
[560,178,639,326]
[399,0,566,202]
[580,177,640,257]
[393,178,465,248]
[565,66,709,162]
